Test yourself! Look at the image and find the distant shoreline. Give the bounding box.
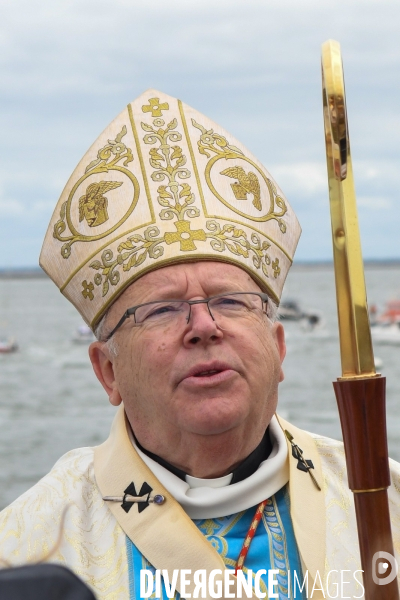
[0,268,47,279]
[1,260,400,279]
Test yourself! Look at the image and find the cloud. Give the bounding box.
[0,0,399,264]
[0,197,56,217]
[269,159,399,203]
[270,162,327,195]
[353,161,399,183]
[358,196,392,210]
[0,198,24,216]
[32,201,58,213]
[1,0,399,98]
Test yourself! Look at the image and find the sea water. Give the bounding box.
[0,264,399,509]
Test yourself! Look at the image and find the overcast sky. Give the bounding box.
[1,0,399,267]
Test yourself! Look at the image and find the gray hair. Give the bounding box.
[93,310,108,341]
[94,308,119,357]
[267,298,278,322]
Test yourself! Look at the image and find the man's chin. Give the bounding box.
[180,401,249,437]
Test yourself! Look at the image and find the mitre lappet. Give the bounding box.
[40,90,301,329]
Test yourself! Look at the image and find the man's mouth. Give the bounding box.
[194,369,221,377]
[178,362,236,386]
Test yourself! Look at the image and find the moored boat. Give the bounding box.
[371,321,400,345]
[0,337,18,353]
[370,298,400,344]
[72,323,95,344]
[279,299,323,330]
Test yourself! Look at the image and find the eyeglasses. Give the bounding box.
[105,292,269,340]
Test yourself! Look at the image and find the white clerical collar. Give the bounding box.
[129,415,289,519]
[186,473,233,488]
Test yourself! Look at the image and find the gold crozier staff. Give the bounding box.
[322,39,400,600]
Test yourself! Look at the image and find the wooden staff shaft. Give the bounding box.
[334,377,398,599]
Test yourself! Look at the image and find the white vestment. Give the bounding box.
[1,406,400,600]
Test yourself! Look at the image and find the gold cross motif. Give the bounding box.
[164,220,206,251]
[81,280,94,300]
[272,258,281,278]
[141,97,169,117]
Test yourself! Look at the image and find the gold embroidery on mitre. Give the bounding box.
[40,90,301,327]
[220,166,262,211]
[272,258,281,278]
[86,115,283,302]
[164,220,206,251]
[204,222,276,279]
[141,97,169,117]
[87,116,204,298]
[53,125,137,259]
[81,280,94,300]
[79,181,123,227]
[192,119,287,230]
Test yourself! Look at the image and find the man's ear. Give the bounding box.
[273,322,286,383]
[89,342,122,406]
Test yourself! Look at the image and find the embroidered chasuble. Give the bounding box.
[3,407,400,599]
[126,486,305,600]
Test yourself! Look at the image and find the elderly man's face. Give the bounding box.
[90,261,286,465]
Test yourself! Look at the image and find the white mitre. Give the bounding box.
[40,90,301,328]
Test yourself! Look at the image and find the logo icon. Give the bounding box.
[372,551,398,585]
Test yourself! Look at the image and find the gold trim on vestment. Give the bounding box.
[94,406,259,600]
[94,407,327,599]
[276,414,326,597]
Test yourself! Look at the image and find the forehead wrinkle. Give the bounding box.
[135,268,191,300]
[111,267,189,314]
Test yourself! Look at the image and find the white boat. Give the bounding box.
[72,324,95,344]
[371,321,400,345]
[370,298,400,344]
[0,337,18,353]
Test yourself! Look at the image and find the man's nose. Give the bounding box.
[183,302,223,346]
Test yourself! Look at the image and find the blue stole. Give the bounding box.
[126,485,305,600]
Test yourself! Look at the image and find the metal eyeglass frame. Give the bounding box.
[105,291,269,341]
